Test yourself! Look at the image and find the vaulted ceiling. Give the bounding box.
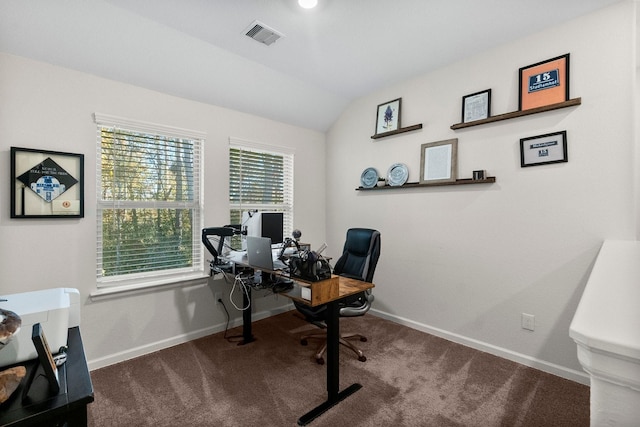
[0,0,623,132]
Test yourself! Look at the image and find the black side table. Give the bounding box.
[0,326,94,426]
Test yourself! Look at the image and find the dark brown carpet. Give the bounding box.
[88,311,589,426]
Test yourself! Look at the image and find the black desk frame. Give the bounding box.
[297,300,362,425]
[240,286,255,345]
[218,254,367,425]
[227,283,362,425]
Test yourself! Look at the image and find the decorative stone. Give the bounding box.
[0,308,22,345]
[0,366,26,403]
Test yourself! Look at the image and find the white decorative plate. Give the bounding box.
[387,163,409,186]
[360,167,379,188]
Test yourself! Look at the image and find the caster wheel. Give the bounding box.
[301,339,308,346]
[316,358,325,365]
[358,356,367,362]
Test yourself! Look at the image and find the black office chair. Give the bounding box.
[294,228,381,364]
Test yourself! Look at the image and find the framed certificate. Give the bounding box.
[462,89,491,123]
[520,131,568,167]
[519,54,570,111]
[420,138,458,184]
[10,147,84,218]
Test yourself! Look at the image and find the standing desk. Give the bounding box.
[283,276,374,426]
[221,251,374,425]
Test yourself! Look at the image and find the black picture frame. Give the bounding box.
[31,323,60,394]
[374,98,402,135]
[462,89,491,123]
[518,54,570,111]
[10,147,84,218]
[520,131,568,167]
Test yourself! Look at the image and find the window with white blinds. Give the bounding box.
[229,138,294,240]
[94,113,204,287]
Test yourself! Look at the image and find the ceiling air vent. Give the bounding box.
[244,20,284,46]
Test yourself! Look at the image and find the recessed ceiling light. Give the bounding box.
[298,0,318,9]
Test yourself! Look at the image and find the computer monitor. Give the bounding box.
[241,211,284,248]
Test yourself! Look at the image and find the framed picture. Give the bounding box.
[31,323,60,394]
[420,138,458,184]
[520,131,568,167]
[462,89,491,123]
[519,53,570,111]
[10,147,84,218]
[375,98,402,135]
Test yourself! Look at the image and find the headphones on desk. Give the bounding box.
[278,229,302,260]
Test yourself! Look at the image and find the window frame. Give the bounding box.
[93,113,206,292]
[229,138,294,246]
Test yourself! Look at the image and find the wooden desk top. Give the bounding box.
[284,275,374,307]
[222,252,374,306]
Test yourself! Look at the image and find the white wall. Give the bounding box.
[326,1,636,382]
[0,53,327,369]
[1,1,636,382]
[636,1,640,239]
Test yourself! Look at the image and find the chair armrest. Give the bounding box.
[339,290,374,317]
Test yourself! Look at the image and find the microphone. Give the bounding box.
[278,229,301,260]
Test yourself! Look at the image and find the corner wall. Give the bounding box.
[326,1,636,381]
[0,53,327,369]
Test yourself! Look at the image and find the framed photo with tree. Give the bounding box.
[375,98,402,135]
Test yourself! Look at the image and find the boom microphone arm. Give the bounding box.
[201,226,239,268]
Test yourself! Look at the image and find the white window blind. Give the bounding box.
[229,138,294,238]
[94,113,204,286]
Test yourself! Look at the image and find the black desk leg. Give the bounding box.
[297,301,362,426]
[239,287,255,345]
[326,300,340,399]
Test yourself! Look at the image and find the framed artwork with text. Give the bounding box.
[11,147,84,218]
[519,54,570,111]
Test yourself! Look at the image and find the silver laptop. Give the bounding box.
[246,236,287,271]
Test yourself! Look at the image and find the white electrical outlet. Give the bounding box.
[521,313,535,331]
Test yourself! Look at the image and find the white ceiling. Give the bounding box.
[0,0,623,132]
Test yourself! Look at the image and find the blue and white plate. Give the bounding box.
[360,167,379,188]
[386,163,409,186]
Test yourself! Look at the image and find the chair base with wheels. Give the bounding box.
[300,329,368,364]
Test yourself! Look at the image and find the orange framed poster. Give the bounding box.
[518,54,570,111]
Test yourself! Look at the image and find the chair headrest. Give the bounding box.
[344,228,379,256]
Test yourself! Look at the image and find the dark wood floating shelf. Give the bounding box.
[371,123,423,139]
[450,98,581,130]
[356,177,496,191]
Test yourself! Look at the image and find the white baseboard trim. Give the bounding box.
[370,309,590,386]
[88,304,590,386]
[87,305,292,371]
